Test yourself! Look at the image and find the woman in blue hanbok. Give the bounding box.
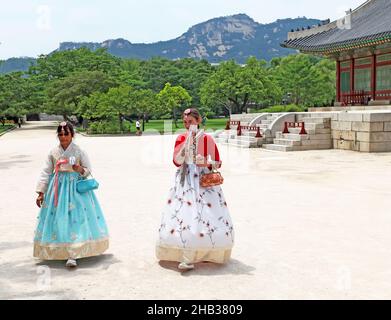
[34,122,109,268]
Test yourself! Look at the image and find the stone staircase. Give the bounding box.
[216,127,264,148]
[257,113,281,131]
[216,113,284,148]
[227,130,264,148]
[256,113,281,144]
[264,117,332,152]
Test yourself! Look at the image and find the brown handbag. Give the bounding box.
[200,165,224,188]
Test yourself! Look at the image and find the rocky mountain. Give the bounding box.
[58,15,321,63]
[0,57,36,74]
[1,14,322,74]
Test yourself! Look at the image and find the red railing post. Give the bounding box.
[237,125,242,136]
[299,122,307,135]
[255,126,262,138]
[283,121,289,134]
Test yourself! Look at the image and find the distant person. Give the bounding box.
[202,115,207,127]
[136,120,141,136]
[17,118,22,128]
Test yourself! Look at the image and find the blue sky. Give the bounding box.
[0,0,364,59]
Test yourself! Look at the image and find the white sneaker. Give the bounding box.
[66,259,77,268]
[178,262,194,271]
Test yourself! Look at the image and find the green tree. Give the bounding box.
[45,71,117,119]
[200,57,281,115]
[29,48,122,80]
[80,85,136,131]
[271,54,335,106]
[157,83,192,127]
[0,72,45,118]
[129,89,157,130]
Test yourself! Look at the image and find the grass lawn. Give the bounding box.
[79,118,229,135]
[0,125,15,134]
[141,118,229,133]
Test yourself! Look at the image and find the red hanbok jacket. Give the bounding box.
[173,132,222,170]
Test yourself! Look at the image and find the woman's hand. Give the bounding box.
[36,193,44,208]
[72,164,85,175]
[196,154,209,167]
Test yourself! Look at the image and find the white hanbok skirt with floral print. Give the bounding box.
[156,164,234,264]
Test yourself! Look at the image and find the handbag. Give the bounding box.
[200,164,224,188]
[76,174,99,193]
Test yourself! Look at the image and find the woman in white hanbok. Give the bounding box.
[156,108,234,271]
[34,122,109,268]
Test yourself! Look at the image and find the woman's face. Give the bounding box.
[58,129,73,146]
[183,111,201,130]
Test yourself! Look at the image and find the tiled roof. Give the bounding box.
[281,0,391,53]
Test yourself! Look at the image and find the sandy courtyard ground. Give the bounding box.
[0,121,391,300]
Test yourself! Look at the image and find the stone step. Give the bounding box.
[217,131,236,139]
[264,144,294,152]
[227,140,260,148]
[218,130,236,135]
[273,138,301,146]
[287,124,325,133]
[232,136,261,142]
[229,137,262,147]
[277,124,324,134]
[302,117,331,124]
[297,114,330,120]
[290,145,333,151]
[264,143,332,152]
[276,132,331,141]
[300,139,333,147]
[237,132,262,138]
[275,132,307,140]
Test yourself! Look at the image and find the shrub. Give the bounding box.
[87,120,129,134]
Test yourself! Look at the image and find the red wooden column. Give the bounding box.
[350,57,355,95]
[371,53,377,101]
[336,60,341,102]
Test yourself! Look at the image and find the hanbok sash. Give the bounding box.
[54,158,68,207]
[180,129,205,186]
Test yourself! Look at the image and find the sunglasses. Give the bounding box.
[58,132,70,137]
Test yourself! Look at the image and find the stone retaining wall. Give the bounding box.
[331,112,391,152]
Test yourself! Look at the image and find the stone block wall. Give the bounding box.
[331,112,391,152]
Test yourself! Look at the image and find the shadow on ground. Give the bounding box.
[0,241,32,252]
[35,254,120,271]
[0,155,32,170]
[159,259,255,277]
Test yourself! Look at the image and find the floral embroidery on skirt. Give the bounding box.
[156,164,234,264]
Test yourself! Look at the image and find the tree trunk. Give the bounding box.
[173,109,178,128]
[241,94,249,113]
[119,114,124,133]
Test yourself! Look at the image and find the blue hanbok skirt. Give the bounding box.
[33,172,109,260]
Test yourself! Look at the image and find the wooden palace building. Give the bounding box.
[282,0,391,106]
